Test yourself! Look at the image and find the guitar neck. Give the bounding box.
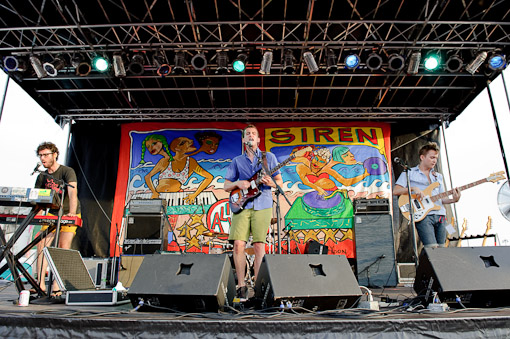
[431,177,488,202]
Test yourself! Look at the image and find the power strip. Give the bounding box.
[427,303,449,312]
[358,301,380,311]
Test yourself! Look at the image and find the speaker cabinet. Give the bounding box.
[117,255,145,288]
[414,247,510,307]
[123,214,164,255]
[255,254,361,310]
[127,253,235,312]
[354,213,397,287]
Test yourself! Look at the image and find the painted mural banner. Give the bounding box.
[110,122,391,258]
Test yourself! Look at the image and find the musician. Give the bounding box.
[34,142,80,296]
[393,142,460,248]
[223,125,283,301]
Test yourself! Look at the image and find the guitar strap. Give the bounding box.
[261,151,270,175]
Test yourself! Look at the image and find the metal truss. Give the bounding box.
[58,107,451,122]
[1,20,509,55]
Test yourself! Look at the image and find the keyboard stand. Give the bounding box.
[0,205,46,295]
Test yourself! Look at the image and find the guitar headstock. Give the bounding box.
[488,171,506,183]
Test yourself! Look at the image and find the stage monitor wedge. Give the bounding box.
[414,247,510,307]
[255,254,361,310]
[127,253,235,312]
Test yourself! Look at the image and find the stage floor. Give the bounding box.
[1,280,510,338]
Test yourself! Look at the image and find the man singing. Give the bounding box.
[223,125,283,301]
[34,142,80,297]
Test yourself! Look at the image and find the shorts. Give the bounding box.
[229,208,272,243]
[40,213,81,235]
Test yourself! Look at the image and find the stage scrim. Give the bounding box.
[110,122,391,257]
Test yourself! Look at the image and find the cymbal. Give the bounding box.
[202,231,229,237]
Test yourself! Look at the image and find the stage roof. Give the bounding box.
[0,0,509,123]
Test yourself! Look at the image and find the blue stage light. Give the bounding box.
[488,54,506,70]
[345,54,360,69]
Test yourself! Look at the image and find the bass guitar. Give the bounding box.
[398,171,505,222]
[229,146,311,214]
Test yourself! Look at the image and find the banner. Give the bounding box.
[111,121,391,258]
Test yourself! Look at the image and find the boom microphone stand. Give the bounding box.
[395,158,419,266]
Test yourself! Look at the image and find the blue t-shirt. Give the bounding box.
[225,148,280,210]
[395,166,446,215]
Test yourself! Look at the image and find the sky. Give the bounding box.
[0,68,509,246]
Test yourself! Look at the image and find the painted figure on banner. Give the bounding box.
[142,135,213,204]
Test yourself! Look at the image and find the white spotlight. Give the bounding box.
[303,51,319,73]
[259,51,273,75]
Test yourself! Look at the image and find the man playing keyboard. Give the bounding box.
[34,142,81,298]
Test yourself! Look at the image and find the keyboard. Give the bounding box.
[131,191,217,215]
[0,186,58,207]
[0,214,82,226]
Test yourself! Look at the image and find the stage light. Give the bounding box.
[326,50,338,74]
[303,51,319,73]
[465,51,487,74]
[233,53,248,73]
[172,52,187,75]
[488,53,506,71]
[71,54,91,76]
[92,55,110,72]
[406,52,421,74]
[366,53,383,71]
[424,52,441,71]
[29,56,47,78]
[344,53,360,69]
[43,55,65,77]
[259,51,273,75]
[282,49,295,74]
[113,54,126,77]
[216,51,229,75]
[157,64,171,76]
[191,53,207,71]
[388,53,405,71]
[3,56,25,72]
[153,51,171,77]
[128,54,145,75]
[445,55,463,73]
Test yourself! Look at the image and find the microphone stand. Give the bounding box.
[46,177,73,298]
[397,160,419,266]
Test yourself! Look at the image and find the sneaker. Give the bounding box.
[236,286,249,302]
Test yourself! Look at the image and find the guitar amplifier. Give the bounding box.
[354,198,390,214]
[129,199,167,214]
[123,214,164,255]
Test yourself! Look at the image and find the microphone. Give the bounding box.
[31,162,41,175]
[245,141,252,147]
[394,157,404,164]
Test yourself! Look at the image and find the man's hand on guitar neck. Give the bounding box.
[443,187,461,204]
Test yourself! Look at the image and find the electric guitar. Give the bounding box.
[229,146,311,214]
[398,171,506,222]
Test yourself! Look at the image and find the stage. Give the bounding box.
[1,280,510,338]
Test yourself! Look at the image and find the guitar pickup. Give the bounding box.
[250,180,257,189]
[400,204,410,213]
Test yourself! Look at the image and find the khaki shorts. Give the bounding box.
[40,213,81,235]
[229,208,272,243]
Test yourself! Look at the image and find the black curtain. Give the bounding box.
[66,121,121,257]
[390,124,455,264]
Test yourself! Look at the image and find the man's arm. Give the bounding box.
[223,179,251,192]
[67,181,78,216]
[442,187,461,204]
[393,184,425,200]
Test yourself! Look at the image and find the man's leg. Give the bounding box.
[252,242,266,281]
[36,232,55,292]
[233,240,247,287]
[415,216,439,248]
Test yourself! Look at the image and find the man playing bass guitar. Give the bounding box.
[393,142,461,248]
[223,125,283,301]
